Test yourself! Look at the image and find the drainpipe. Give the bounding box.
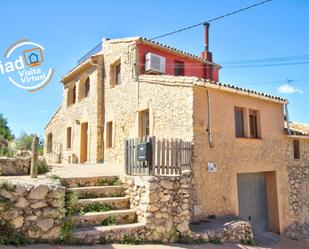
[285,103,291,135]
[207,89,214,148]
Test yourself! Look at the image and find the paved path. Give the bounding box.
[1,237,309,249]
[49,163,123,177]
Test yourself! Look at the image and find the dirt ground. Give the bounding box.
[1,236,309,249]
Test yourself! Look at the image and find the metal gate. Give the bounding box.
[237,173,269,233]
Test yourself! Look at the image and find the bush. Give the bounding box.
[38,161,49,174]
[15,132,44,155]
[0,145,14,157]
[0,222,29,246]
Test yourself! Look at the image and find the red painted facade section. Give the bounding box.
[137,43,219,81]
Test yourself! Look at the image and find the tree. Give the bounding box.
[0,114,14,141]
[15,132,44,155]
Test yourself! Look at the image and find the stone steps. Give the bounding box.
[62,176,120,188]
[77,196,130,210]
[71,209,137,227]
[74,223,146,243]
[67,185,125,198]
[63,175,142,243]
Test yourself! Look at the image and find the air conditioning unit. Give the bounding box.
[145,52,166,74]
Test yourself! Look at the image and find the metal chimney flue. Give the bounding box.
[204,22,210,52]
[200,22,212,62]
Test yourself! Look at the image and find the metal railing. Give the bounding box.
[124,136,192,176]
[77,42,102,65]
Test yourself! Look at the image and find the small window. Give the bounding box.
[67,83,76,106]
[47,133,53,153]
[106,122,113,148]
[66,127,72,149]
[235,107,244,138]
[116,64,121,84]
[139,110,150,138]
[85,78,90,97]
[174,60,184,76]
[249,110,259,138]
[72,85,76,104]
[79,77,90,100]
[293,139,300,159]
[110,60,121,86]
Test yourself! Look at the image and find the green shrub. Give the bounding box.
[101,215,117,226]
[65,192,79,216]
[38,161,49,174]
[82,203,111,213]
[0,222,29,246]
[0,145,14,157]
[122,235,140,245]
[60,218,75,242]
[96,178,122,186]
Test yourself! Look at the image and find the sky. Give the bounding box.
[0,0,309,137]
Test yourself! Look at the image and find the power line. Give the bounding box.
[239,78,309,86]
[150,0,273,40]
[220,54,309,65]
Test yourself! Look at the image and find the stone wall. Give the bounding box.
[0,157,31,176]
[0,180,65,241]
[123,172,193,242]
[285,138,309,240]
[44,62,102,164]
[123,172,252,243]
[103,39,194,168]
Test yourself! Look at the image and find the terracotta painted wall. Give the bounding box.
[137,43,218,81]
[192,87,291,233]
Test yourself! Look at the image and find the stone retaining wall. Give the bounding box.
[0,180,65,241]
[0,157,31,176]
[124,172,193,242]
[123,172,253,243]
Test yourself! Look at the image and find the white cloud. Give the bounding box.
[277,84,303,94]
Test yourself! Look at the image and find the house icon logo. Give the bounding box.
[1,39,54,92]
[23,47,44,67]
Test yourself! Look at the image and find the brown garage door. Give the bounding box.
[237,173,269,233]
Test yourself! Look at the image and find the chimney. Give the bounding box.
[200,22,213,62]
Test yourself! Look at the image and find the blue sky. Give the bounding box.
[0,0,308,137]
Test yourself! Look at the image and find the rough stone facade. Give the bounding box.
[0,157,31,176]
[44,59,103,164]
[0,180,65,240]
[285,138,309,240]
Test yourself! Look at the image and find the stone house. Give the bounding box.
[45,31,309,235]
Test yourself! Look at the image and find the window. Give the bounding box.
[66,127,72,149]
[110,60,121,86]
[85,78,90,97]
[106,121,113,148]
[79,77,90,100]
[67,83,76,106]
[249,110,259,138]
[47,133,53,153]
[139,110,150,138]
[116,64,121,85]
[235,107,245,138]
[72,85,76,104]
[293,139,300,159]
[174,60,185,76]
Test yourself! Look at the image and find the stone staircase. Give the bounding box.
[62,176,145,243]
